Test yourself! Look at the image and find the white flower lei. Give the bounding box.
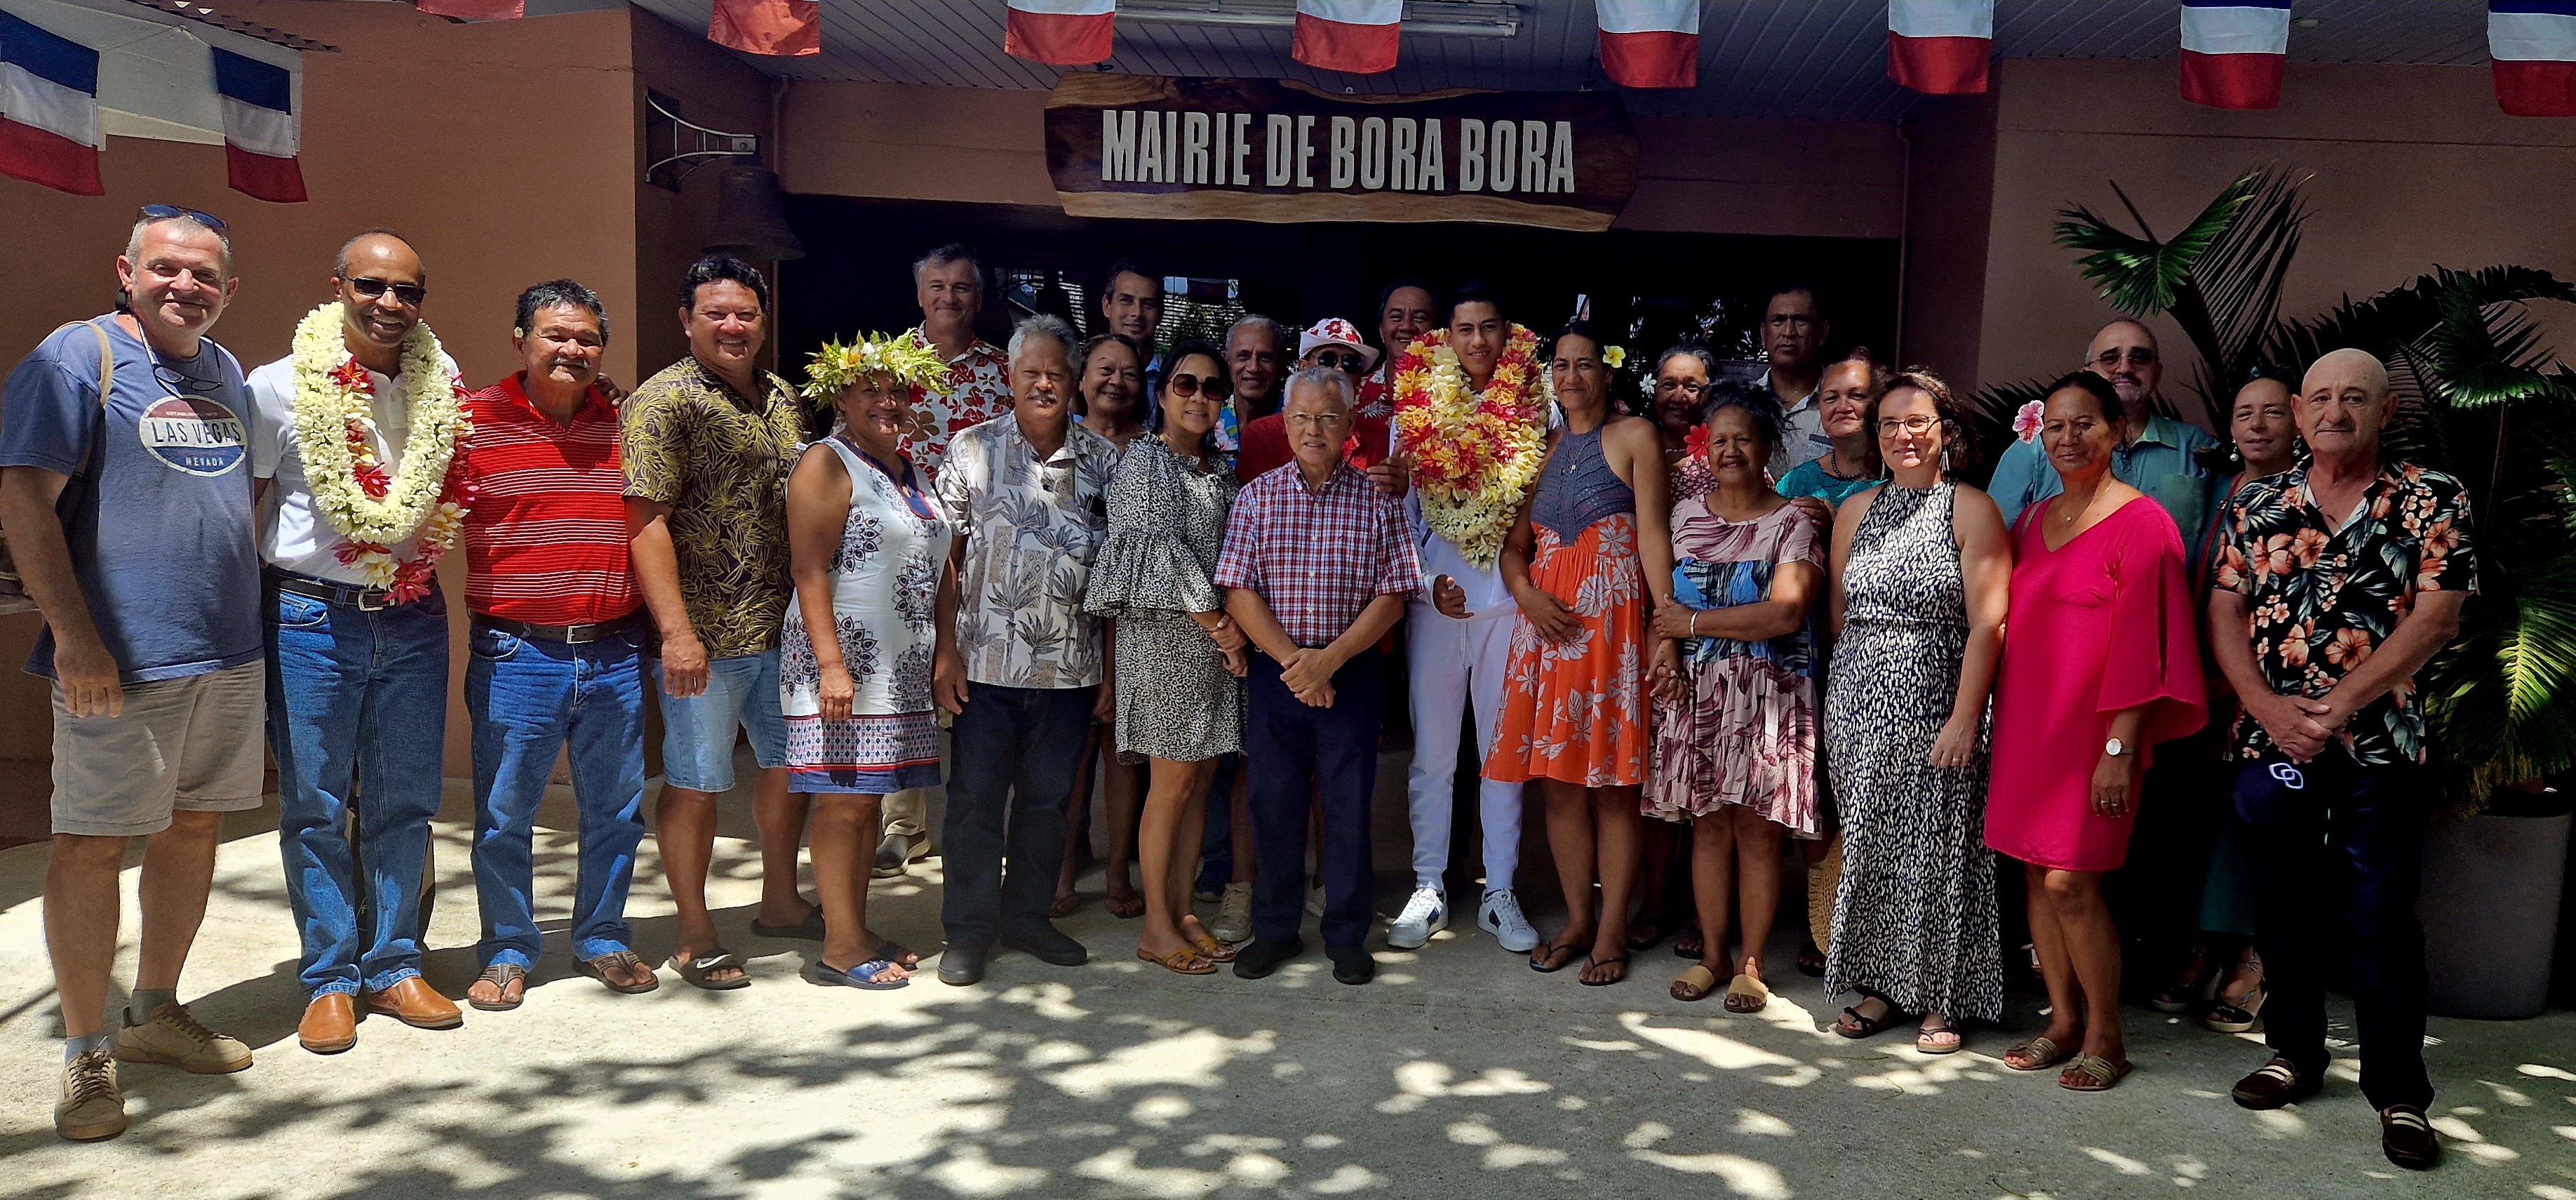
[288,302,471,594]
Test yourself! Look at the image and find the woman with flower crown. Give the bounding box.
[1480,314,1675,987]
[781,331,958,990]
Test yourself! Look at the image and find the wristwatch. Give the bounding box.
[2103,738,2129,758]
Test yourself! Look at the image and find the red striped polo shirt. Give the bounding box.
[460,375,638,625]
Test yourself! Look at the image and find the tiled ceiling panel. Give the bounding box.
[622,1,2496,122]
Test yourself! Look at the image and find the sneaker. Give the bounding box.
[1386,887,1449,950]
[1478,889,1540,953]
[115,1002,252,1074]
[55,1046,126,1142]
[1210,881,1254,943]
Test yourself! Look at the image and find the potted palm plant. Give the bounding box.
[2001,168,2576,1019]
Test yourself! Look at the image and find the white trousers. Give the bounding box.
[1404,604,1522,893]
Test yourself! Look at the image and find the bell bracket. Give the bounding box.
[647,91,760,190]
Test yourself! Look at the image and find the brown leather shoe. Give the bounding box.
[297,993,356,1055]
[362,977,464,1029]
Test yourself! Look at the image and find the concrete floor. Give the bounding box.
[3,769,2573,1200]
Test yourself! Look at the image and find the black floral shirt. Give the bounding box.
[2213,462,2476,766]
[619,356,805,659]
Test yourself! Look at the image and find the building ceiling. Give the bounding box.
[617,0,2495,122]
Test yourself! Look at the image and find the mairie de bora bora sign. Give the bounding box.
[1045,74,1640,233]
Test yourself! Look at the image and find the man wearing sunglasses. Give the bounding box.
[245,229,466,1051]
[5,208,262,1140]
[1987,319,2220,563]
[1233,318,1389,486]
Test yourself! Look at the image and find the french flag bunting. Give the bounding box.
[1006,1,1116,65]
[415,1,526,18]
[1597,1,1700,89]
[2490,2,2576,117]
[1887,1,1992,95]
[2180,1,2291,109]
[709,0,820,57]
[213,48,304,202]
[1294,0,1401,75]
[0,10,103,196]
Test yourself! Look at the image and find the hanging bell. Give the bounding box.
[702,161,805,261]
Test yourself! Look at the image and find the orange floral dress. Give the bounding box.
[1484,427,1651,787]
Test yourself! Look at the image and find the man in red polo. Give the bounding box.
[456,280,658,1010]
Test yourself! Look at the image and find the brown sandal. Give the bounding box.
[1189,932,1238,963]
[2059,1054,2133,1092]
[467,963,526,1011]
[2003,1034,2079,1072]
[1136,946,1216,975]
[1671,965,1719,1002]
[578,950,661,995]
[1722,973,1771,1014]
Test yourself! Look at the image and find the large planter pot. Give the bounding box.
[2420,804,2572,1020]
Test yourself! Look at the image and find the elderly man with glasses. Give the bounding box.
[1987,319,2220,563]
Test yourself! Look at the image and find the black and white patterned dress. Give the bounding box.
[1083,436,1243,764]
[1823,481,2003,1022]
[781,437,953,794]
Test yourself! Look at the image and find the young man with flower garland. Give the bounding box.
[455,280,658,1009]
[876,242,1012,880]
[623,253,821,991]
[247,229,471,1051]
[5,210,263,1141]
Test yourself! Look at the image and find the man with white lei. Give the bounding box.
[247,229,469,1052]
[1386,281,1552,955]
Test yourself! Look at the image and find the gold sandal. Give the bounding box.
[2004,1034,2077,1072]
[1189,932,1237,963]
[1722,973,1771,1013]
[2059,1054,2133,1092]
[1136,946,1216,975]
[1670,965,1719,1002]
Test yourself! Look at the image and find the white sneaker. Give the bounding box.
[1386,886,1449,949]
[1210,881,1254,943]
[1479,888,1540,953]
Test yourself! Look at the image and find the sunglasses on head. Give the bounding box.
[137,204,227,232]
[342,274,427,307]
[1312,349,1366,373]
[1165,373,1225,399]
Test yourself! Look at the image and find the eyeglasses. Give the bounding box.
[1165,373,1223,399]
[2094,348,2156,368]
[137,204,226,232]
[1312,350,1365,373]
[342,274,427,307]
[1877,415,1939,436]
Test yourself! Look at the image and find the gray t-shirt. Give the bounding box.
[0,315,260,682]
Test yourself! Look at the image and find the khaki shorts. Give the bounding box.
[52,660,267,837]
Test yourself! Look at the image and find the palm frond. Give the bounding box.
[1962,378,2054,489]
[2184,166,2310,408]
[2267,265,2576,369]
[2053,172,2255,319]
[2429,545,2576,798]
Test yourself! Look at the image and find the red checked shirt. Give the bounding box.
[460,375,637,625]
[1214,459,1421,649]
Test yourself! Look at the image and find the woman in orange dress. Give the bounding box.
[1486,321,1674,986]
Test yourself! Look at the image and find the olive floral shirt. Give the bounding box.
[936,412,1118,689]
[2213,462,2476,766]
[620,356,805,659]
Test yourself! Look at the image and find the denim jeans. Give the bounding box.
[467,623,648,968]
[1193,755,1241,895]
[267,584,450,998]
[1246,652,1382,947]
[941,682,1092,946]
[2234,748,2434,1111]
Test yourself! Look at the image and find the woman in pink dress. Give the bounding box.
[1986,371,2206,1093]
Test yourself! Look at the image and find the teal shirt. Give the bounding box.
[1776,456,1880,509]
[1987,411,2219,564]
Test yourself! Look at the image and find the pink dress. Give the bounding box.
[1984,496,2207,872]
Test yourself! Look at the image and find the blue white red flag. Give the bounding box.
[1887,0,1992,95]
[1006,0,1116,65]
[2490,1,2576,116]
[1597,1,1699,89]
[213,48,304,203]
[2180,1,2292,110]
[1294,0,1401,75]
[0,8,101,195]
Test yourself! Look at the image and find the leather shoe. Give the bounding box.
[939,941,990,986]
[1327,945,1376,985]
[297,993,356,1054]
[1001,924,1088,966]
[363,977,464,1029]
[2229,1055,2323,1110]
[1233,936,1304,979]
[2380,1105,2441,1170]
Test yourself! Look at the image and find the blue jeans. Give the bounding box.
[1193,755,1241,895]
[467,622,649,968]
[1246,652,1381,948]
[941,682,1092,946]
[654,649,786,792]
[267,584,449,998]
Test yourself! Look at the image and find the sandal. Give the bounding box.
[871,938,918,970]
[806,957,909,990]
[1049,891,1084,919]
[1578,954,1630,987]
[1834,991,1907,1039]
[2206,982,2267,1034]
[578,950,661,995]
[1105,891,1147,920]
[1671,965,1719,1002]
[1530,938,1584,973]
[2059,1053,2133,1092]
[2150,942,2218,1013]
[1625,916,1670,952]
[1673,925,1705,960]
[2004,1034,2077,1072]
[1188,932,1238,964]
[1722,973,1771,1014]
[750,909,826,941]
[467,962,526,1011]
[1916,1015,1963,1055]
[1136,946,1217,975]
[672,948,751,991]
[1795,940,1827,978]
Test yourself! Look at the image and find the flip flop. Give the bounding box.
[1136,946,1217,975]
[1530,939,1583,973]
[1722,973,1771,1013]
[467,962,525,1012]
[750,910,826,941]
[2004,1034,2078,1072]
[2060,1054,2133,1092]
[1578,954,1630,987]
[672,949,751,991]
[1671,965,1719,1002]
[577,950,661,995]
[871,938,918,969]
[805,958,909,990]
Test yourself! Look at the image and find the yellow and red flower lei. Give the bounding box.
[1391,324,1552,567]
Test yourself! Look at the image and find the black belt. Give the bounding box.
[472,613,640,646]
[267,570,403,612]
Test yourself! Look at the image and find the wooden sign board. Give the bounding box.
[1044,74,1638,233]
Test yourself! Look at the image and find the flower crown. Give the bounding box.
[801,331,946,402]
